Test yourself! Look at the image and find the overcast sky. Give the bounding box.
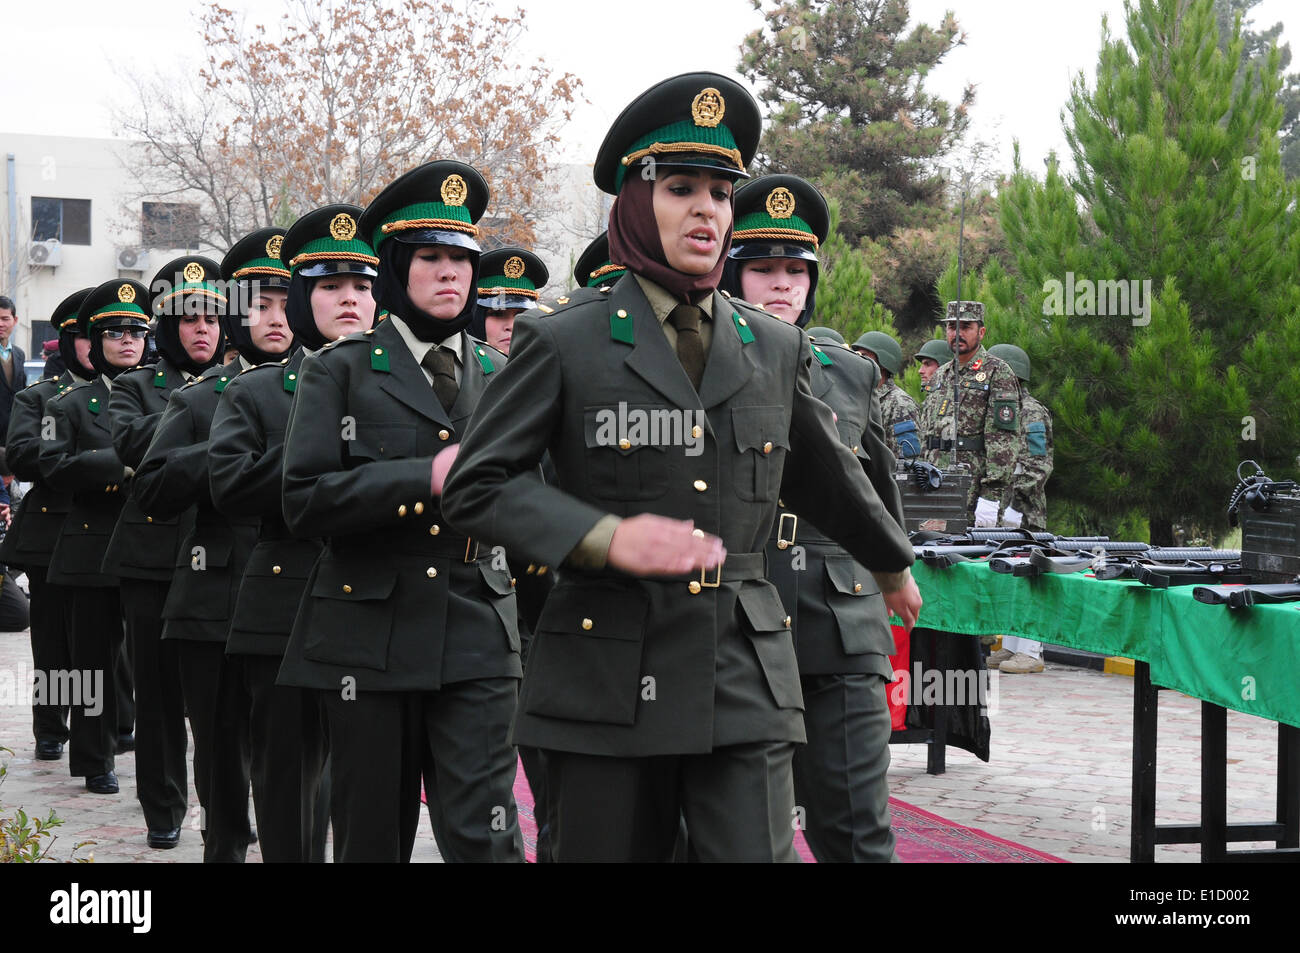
[4,0,1293,179]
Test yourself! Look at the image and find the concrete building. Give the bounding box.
[3,132,216,356]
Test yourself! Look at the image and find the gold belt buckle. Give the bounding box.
[689,564,722,595]
[463,538,480,563]
[777,512,798,550]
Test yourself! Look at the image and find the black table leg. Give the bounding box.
[1130,661,1158,863]
[1201,701,1227,863]
[1279,723,1299,849]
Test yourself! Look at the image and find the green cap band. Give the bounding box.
[615,120,741,192]
[373,201,475,249]
[89,301,148,324]
[477,274,537,293]
[287,236,379,273]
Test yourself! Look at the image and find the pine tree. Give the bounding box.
[993,0,1300,544]
[814,200,894,341]
[739,0,972,246]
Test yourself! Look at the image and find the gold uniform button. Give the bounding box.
[693,479,707,492]
[616,309,628,318]
[398,504,407,517]
[426,567,438,578]
[438,429,451,441]
[429,524,440,536]
[146,516,153,523]
[738,317,748,327]
[40,507,47,513]
[691,425,703,439]
[537,566,548,575]
[688,581,702,594]
[763,441,773,454]
[853,583,863,593]
[83,523,89,530]
[784,616,792,628]
[692,529,705,538]
[581,618,593,631]
[343,585,352,594]
[510,578,517,588]
[618,438,631,450]
[414,502,424,515]
[272,566,282,575]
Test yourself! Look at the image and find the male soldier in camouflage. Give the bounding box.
[914,338,951,389]
[987,344,1052,530]
[917,302,1021,524]
[853,331,919,460]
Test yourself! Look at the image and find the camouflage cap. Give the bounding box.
[942,300,985,323]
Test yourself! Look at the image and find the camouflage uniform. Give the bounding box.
[1009,391,1053,531]
[878,378,920,459]
[918,344,1021,513]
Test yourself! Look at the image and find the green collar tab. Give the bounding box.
[88,395,101,414]
[732,311,755,344]
[473,344,496,375]
[370,346,391,373]
[214,375,231,393]
[153,369,168,388]
[610,307,634,345]
[812,343,833,366]
[283,367,298,393]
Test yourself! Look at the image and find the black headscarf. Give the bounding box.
[221,281,295,365]
[719,254,820,328]
[89,324,145,380]
[58,328,95,380]
[372,240,480,343]
[153,312,222,376]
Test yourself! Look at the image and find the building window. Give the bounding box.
[31,197,92,245]
[142,202,200,250]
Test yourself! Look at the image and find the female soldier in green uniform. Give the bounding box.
[134,245,292,861]
[722,174,906,862]
[39,278,148,794]
[209,207,376,862]
[277,161,523,863]
[2,289,93,763]
[102,256,223,848]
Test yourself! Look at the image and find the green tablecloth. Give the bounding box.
[910,561,1300,728]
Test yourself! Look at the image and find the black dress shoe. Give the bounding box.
[147,828,181,850]
[35,741,65,761]
[85,772,119,794]
[116,732,135,753]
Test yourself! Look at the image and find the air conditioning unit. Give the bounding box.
[29,239,62,268]
[117,247,150,271]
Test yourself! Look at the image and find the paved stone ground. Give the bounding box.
[1,626,1286,863]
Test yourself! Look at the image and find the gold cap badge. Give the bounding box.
[183,261,205,283]
[440,174,468,207]
[691,88,726,128]
[266,234,284,258]
[329,213,357,241]
[117,283,136,304]
[502,256,525,279]
[765,187,796,219]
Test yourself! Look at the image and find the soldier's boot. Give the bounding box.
[986,648,1014,668]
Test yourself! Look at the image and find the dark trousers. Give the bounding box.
[121,578,188,832]
[792,673,898,863]
[0,569,30,632]
[243,655,330,863]
[319,678,523,863]
[27,573,71,745]
[66,586,123,778]
[115,632,134,734]
[176,640,252,862]
[545,742,800,862]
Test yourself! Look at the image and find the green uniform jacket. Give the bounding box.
[276,321,521,693]
[134,360,260,642]
[770,342,905,677]
[209,350,322,657]
[0,375,76,571]
[918,346,1021,510]
[101,359,195,581]
[39,378,129,587]
[441,277,914,758]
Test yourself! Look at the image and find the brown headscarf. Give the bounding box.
[607,172,734,304]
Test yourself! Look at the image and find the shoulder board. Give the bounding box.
[322,332,371,352]
[527,286,606,318]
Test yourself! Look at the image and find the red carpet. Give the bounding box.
[511,759,1065,863]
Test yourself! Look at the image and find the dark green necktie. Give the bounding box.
[422,347,458,413]
[669,304,706,392]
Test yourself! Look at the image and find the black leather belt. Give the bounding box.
[925,435,984,452]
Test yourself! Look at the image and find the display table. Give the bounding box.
[907,561,1300,862]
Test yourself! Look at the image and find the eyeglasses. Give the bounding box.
[102,328,149,340]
